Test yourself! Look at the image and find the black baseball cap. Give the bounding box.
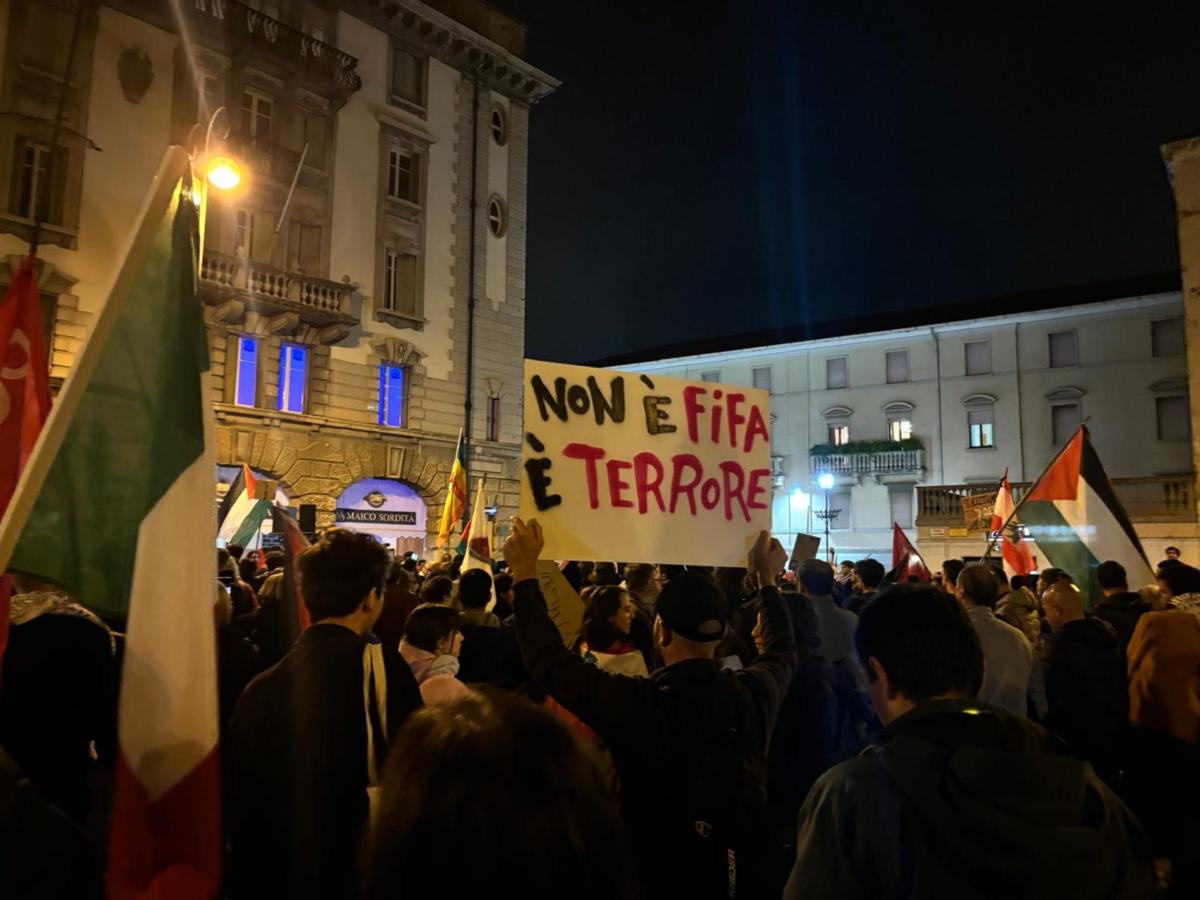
[656,572,728,643]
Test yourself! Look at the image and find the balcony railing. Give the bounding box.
[200,251,355,323]
[812,449,925,478]
[917,475,1196,526]
[191,0,362,93]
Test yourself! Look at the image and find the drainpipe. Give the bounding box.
[932,328,944,484]
[1015,322,1026,481]
[463,75,481,489]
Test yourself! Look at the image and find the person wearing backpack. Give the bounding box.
[505,520,798,899]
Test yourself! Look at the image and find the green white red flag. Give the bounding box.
[0,149,220,898]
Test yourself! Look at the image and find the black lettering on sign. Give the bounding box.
[587,376,625,425]
[531,375,569,422]
[643,395,676,435]
[567,384,590,415]
[640,375,655,389]
[529,373,627,426]
[526,432,546,453]
[524,458,562,511]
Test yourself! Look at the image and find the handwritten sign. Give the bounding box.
[537,560,585,647]
[519,359,772,566]
[789,533,821,570]
[960,492,998,532]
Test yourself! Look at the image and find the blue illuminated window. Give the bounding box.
[378,364,405,427]
[278,343,307,413]
[234,336,258,407]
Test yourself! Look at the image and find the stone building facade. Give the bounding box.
[0,0,557,550]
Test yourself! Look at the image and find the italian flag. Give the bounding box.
[218,462,269,546]
[0,149,220,897]
[1019,427,1154,606]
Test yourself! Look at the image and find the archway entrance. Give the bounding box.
[335,478,427,555]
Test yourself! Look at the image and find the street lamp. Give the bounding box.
[206,155,241,191]
[814,472,840,564]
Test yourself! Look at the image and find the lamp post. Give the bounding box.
[814,472,840,564]
[187,107,243,259]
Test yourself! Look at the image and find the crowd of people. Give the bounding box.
[2,523,1199,898]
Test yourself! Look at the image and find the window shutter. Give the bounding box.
[826,358,848,389]
[9,137,26,216]
[965,340,991,375]
[701,371,720,383]
[1051,403,1081,445]
[885,350,909,384]
[1152,319,1184,357]
[889,487,913,528]
[752,366,772,392]
[1049,331,1077,368]
[1156,396,1188,441]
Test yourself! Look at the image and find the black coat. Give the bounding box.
[1092,592,1153,655]
[457,622,528,690]
[786,699,1156,899]
[1043,617,1128,770]
[227,624,422,900]
[513,579,798,900]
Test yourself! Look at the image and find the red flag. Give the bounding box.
[891,523,931,583]
[992,472,1036,577]
[0,254,51,675]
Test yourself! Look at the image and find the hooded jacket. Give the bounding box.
[785,699,1155,899]
[1093,591,1153,654]
[996,587,1041,647]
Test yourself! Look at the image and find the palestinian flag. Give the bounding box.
[0,150,220,897]
[218,462,269,546]
[272,504,312,635]
[1019,426,1154,606]
[991,471,1036,577]
[437,428,468,547]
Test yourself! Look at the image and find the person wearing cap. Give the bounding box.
[503,519,798,900]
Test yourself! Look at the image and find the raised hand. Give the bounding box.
[503,517,545,583]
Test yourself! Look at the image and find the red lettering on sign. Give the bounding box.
[669,453,703,514]
[700,478,721,510]
[606,458,634,508]
[562,442,606,509]
[743,405,770,453]
[747,468,771,510]
[726,393,746,450]
[682,386,706,444]
[718,460,749,522]
[633,451,666,514]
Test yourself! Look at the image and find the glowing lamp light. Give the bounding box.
[817,473,835,491]
[789,488,810,513]
[206,156,242,191]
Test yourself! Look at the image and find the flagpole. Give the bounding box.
[982,425,1085,562]
[0,147,191,573]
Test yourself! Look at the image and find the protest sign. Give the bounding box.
[961,491,998,531]
[537,560,585,646]
[789,533,821,570]
[519,359,772,566]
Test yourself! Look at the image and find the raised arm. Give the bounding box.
[739,531,799,729]
[505,518,652,741]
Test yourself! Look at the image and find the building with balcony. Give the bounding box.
[614,286,1196,568]
[0,0,556,551]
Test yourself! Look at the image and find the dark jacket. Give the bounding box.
[785,699,1156,899]
[513,579,798,899]
[1092,592,1153,655]
[0,748,101,900]
[0,610,115,819]
[1043,617,1128,769]
[227,624,422,900]
[373,585,421,650]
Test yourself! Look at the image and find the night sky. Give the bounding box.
[509,1,1200,365]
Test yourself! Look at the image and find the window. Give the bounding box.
[1051,402,1082,445]
[198,73,222,122]
[1048,330,1077,368]
[488,195,507,238]
[277,343,307,413]
[241,90,273,140]
[377,364,406,428]
[752,366,772,392]
[823,489,851,531]
[390,45,425,107]
[965,339,991,376]
[888,418,913,441]
[287,222,321,273]
[701,371,721,383]
[10,141,51,221]
[383,249,418,315]
[1156,395,1189,441]
[1151,318,1185,357]
[234,336,259,407]
[889,486,914,528]
[968,407,994,448]
[387,149,418,203]
[828,422,850,445]
[303,112,327,168]
[235,210,272,263]
[491,105,508,145]
[885,350,909,384]
[487,395,501,442]
[826,357,848,390]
